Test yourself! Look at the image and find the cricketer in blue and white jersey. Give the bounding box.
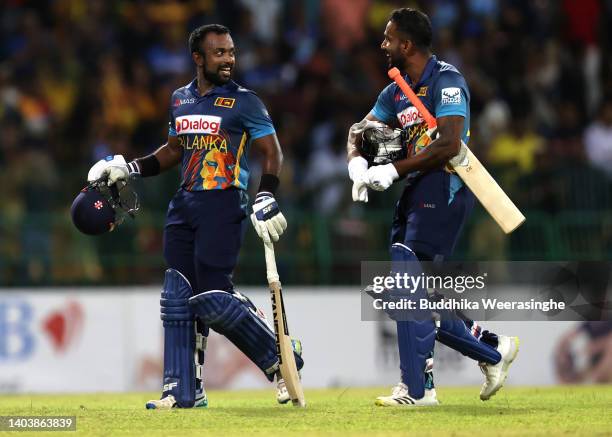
[346,8,514,408]
[88,24,300,410]
[168,78,275,191]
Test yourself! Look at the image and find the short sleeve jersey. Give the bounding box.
[168,79,275,191]
[371,55,470,149]
[370,56,470,190]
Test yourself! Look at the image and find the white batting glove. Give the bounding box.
[87,155,138,185]
[250,192,287,243]
[348,156,369,202]
[365,163,399,191]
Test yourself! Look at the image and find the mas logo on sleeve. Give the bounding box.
[441,87,461,105]
[214,97,236,108]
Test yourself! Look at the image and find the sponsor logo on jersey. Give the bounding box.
[441,87,461,105]
[214,97,235,108]
[397,106,424,128]
[175,115,221,135]
[174,98,196,106]
[416,86,428,97]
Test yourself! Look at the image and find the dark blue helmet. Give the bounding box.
[71,181,139,235]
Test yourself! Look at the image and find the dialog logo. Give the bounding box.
[175,115,222,135]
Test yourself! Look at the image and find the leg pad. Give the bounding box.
[189,290,303,380]
[160,269,196,407]
[437,318,501,364]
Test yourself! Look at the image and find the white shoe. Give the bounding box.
[277,378,290,404]
[479,335,520,401]
[145,392,207,409]
[146,395,177,410]
[375,382,439,407]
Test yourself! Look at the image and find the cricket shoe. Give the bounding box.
[375,382,439,407]
[145,395,176,410]
[479,335,520,401]
[145,392,208,409]
[276,339,303,404]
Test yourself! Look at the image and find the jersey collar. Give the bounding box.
[404,55,438,88]
[188,78,239,97]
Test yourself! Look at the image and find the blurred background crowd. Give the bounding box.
[1,0,612,285]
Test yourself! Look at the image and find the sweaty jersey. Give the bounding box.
[168,79,275,191]
[371,55,470,189]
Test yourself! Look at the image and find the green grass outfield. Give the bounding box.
[2,386,611,436]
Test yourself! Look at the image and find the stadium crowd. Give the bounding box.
[1,0,612,284]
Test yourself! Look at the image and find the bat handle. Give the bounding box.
[264,240,280,284]
[387,67,437,130]
[388,67,401,79]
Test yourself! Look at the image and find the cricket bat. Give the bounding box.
[264,240,306,407]
[388,67,525,233]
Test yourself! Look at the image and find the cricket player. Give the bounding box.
[346,9,519,406]
[87,24,303,409]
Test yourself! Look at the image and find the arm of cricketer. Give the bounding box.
[363,115,464,191]
[86,134,182,183]
[249,133,288,244]
[86,128,287,244]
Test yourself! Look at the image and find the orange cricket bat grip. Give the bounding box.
[388,67,437,130]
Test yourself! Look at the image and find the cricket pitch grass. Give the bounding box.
[3,386,611,436]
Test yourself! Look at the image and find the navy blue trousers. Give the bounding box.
[163,188,248,292]
[390,170,475,260]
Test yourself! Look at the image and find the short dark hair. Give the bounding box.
[390,8,432,51]
[189,24,230,54]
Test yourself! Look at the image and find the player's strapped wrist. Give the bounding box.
[132,154,161,178]
[258,173,279,195]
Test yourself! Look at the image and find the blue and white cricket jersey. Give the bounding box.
[168,79,275,191]
[371,55,470,192]
[372,55,470,145]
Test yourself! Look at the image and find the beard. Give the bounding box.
[387,51,406,70]
[203,66,232,85]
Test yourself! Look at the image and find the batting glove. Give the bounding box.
[348,156,369,202]
[250,192,287,243]
[365,163,399,191]
[87,155,139,185]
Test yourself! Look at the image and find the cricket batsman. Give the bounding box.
[346,8,519,406]
[87,24,303,409]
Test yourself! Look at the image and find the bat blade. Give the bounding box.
[453,148,525,233]
[387,67,525,234]
[269,280,306,407]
